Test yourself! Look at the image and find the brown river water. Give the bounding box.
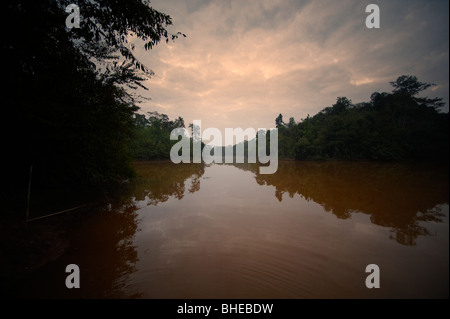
[5,161,449,298]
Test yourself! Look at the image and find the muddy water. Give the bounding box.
[7,161,449,298]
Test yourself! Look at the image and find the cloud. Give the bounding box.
[131,0,449,142]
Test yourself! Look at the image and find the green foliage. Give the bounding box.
[130,112,186,160]
[3,0,183,213]
[277,76,448,162]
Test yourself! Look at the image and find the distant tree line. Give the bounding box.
[275,75,448,161]
[130,112,185,160]
[130,112,208,160]
[135,75,448,163]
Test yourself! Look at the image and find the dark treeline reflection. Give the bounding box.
[7,161,205,298]
[231,161,448,246]
[77,162,205,297]
[125,161,206,205]
[6,200,141,298]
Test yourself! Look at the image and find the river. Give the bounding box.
[6,161,449,298]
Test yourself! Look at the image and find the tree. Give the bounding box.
[390,75,444,109]
[130,112,186,160]
[275,114,285,128]
[62,0,185,91]
[331,97,352,114]
[3,0,184,214]
[390,75,433,96]
[272,76,448,162]
[287,117,296,128]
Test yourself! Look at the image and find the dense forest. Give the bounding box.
[3,0,184,215]
[130,112,185,160]
[211,75,448,162]
[275,75,448,161]
[131,74,449,163]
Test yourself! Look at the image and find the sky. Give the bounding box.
[131,0,449,144]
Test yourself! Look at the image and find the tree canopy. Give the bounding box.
[3,0,184,216]
[130,111,186,160]
[275,76,448,161]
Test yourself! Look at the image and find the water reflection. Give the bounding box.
[128,161,205,205]
[126,162,448,298]
[6,161,205,298]
[89,161,206,297]
[231,161,449,246]
[7,161,447,298]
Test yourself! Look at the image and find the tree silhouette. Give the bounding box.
[3,1,185,217]
[390,75,444,109]
[273,76,448,161]
[390,75,433,96]
[275,114,285,128]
